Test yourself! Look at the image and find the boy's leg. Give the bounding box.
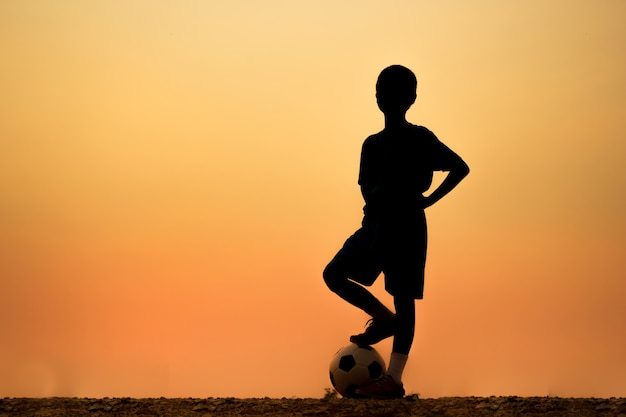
[323,262,394,321]
[323,228,396,345]
[392,295,415,355]
[388,295,415,382]
[356,295,414,399]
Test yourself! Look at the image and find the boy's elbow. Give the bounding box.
[462,161,470,176]
[457,160,470,178]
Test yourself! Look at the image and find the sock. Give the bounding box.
[386,352,408,384]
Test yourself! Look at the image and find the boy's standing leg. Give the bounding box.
[356,295,414,399]
[389,295,415,381]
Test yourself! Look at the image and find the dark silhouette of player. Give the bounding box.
[323,65,469,399]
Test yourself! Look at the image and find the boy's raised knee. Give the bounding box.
[323,263,346,293]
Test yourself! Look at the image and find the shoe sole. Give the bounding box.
[349,332,394,346]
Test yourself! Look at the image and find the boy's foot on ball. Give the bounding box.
[350,318,395,346]
[355,375,405,399]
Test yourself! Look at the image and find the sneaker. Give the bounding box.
[355,375,405,399]
[350,318,395,346]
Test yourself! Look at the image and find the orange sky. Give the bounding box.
[1,1,625,398]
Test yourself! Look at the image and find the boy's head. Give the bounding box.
[376,65,417,115]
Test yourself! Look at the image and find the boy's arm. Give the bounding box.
[423,152,469,208]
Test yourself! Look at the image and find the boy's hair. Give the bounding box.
[376,65,417,112]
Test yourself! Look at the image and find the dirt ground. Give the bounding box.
[1,396,625,417]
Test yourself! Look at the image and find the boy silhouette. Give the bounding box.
[323,65,469,399]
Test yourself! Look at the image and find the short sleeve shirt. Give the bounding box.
[358,124,458,225]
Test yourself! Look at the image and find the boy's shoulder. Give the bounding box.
[407,123,437,137]
[364,124,437,145]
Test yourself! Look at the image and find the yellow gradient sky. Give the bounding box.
[1,1,625,398]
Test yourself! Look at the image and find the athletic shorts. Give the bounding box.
[326,215,427,299]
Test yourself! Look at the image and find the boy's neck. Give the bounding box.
[383,112,410,130]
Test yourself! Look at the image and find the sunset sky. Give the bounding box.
[1,1,625,398]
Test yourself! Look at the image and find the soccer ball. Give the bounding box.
[329,343,386,398]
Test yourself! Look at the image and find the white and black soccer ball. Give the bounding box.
[329,343,386,398]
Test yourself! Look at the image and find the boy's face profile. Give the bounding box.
[376,65,417,115]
